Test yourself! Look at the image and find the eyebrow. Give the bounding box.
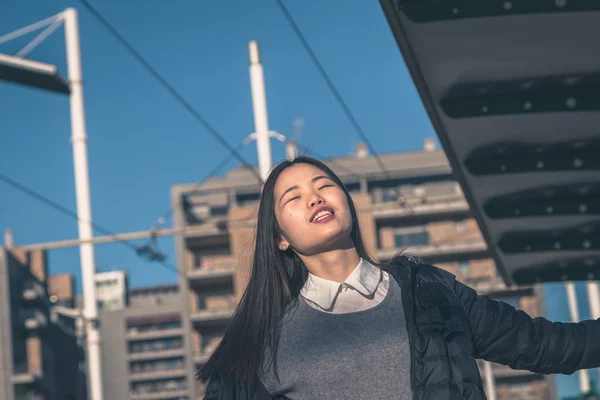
[279,175,331,205]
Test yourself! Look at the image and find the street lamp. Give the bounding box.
[0,53,69,93]
[0,8,103,400]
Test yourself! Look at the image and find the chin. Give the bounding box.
[314,228,353,250]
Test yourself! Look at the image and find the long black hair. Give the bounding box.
[197,156,380,383]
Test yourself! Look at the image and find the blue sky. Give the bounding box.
[0,1,594,398]
[0,0,434,286]
[1,0,435,287]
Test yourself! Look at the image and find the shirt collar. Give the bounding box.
[300,258,382,310]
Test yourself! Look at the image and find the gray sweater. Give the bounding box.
[260,277,413,399]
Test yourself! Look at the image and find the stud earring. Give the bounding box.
[279,243,289,251]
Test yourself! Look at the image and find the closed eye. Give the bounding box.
[319,184,334,190]
[285,196,300,204]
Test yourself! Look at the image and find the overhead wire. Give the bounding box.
[75,0,267,255]
[1,3,407,336]
[273,0,391,180]
[78,0,386,228]
[228,142,370,224]
[155,140,247,228]
[0,171,184,278]
[4,2,392,274]
[77,0,263,186]
[293,142,412,210]
[293,142,364,182]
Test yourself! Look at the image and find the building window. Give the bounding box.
[211,206,228,217]
[130,377,187,395]
[458,261,469,275]
[394,227,429,248]
[128,337,183,354]
[236,192,260,205]
[126,314,181,335]
[130,357,185,374]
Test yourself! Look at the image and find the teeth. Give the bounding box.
[313,210,332,222]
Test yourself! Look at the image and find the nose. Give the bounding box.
[308,192,324,208]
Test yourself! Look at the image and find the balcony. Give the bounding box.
[377,238,488,262]
[373,197,470,220]
[126,327,184,341]
[194,351,211,365]
[22,279,48,305]
[129,368,188,382]
[193,342,220,365]
[130,389,189,400]
[188,263,234,286]
[183,221,230,249]
[24,309,47,331]
[183,219,229,237]
[12,363,42,386]
[128,348,186,361]
[190,306,235,327]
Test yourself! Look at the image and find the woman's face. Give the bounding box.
[273,163,353,256]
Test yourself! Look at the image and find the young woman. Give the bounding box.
[198,156,600,400]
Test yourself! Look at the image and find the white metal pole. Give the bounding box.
[566,282,591,394]
[586,281,600,385]
[587,282,600,320]
[63,8,104,400]
[286,140,297,161]
[248,40,272,182]
[483,361,496,400]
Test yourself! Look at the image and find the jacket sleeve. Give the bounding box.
[454,279,600,375]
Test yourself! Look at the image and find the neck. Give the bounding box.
[299,247,361,282]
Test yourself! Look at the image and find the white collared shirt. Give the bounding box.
[300,258,390,314]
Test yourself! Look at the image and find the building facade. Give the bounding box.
[171,141,557,400]
[99,282,191,400]
[0,247,86,400]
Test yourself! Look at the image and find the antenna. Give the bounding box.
[293,117,304,141]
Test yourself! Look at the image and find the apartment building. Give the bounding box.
[0,246,86,400]
[171,141,556,400]
[99,282,192,400]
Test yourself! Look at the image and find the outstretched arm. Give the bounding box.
[455,280,600,374]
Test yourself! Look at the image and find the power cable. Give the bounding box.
[274,0,391,180]
[293,142,364,182]
[154,140,246,228]
[77,0,263,185]
[0,171,184,278]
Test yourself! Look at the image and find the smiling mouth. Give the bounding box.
[311,207,335,223]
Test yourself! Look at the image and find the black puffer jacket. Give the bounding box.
[204,257,600,399]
